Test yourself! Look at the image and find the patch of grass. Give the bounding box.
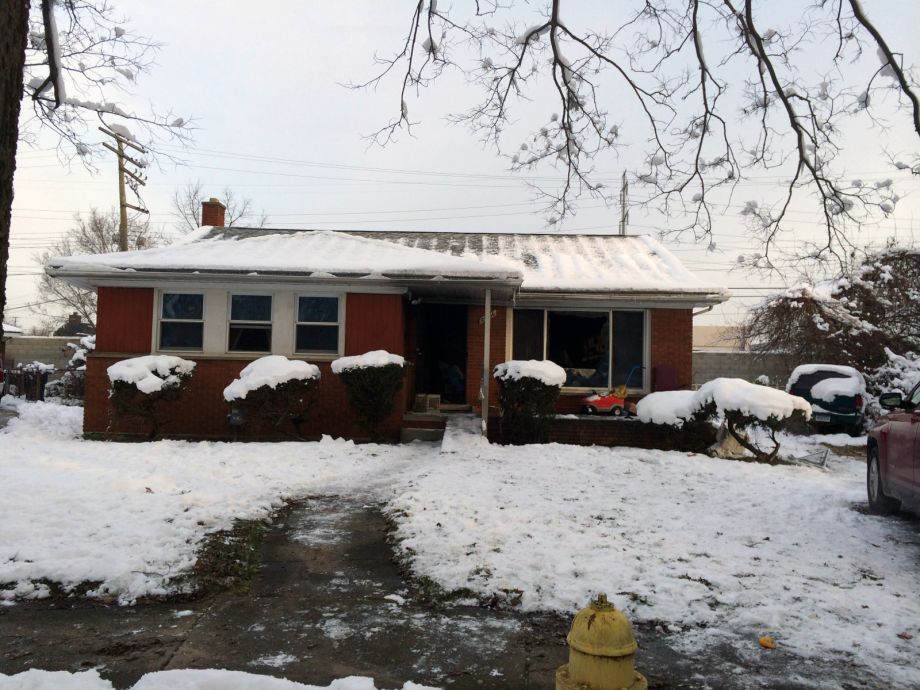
[180,519,267,595]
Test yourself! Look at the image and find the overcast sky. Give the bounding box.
[8,0,920,330]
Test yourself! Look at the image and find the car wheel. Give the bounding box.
[612,406,623,417]
[583,405,596,415]
[867,447,899,514]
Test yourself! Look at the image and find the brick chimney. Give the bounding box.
[200,197,226,227]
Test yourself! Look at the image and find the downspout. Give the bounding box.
[481,288,492,437]
[693,305,713,317]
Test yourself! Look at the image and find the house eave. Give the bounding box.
[513,288,730,309]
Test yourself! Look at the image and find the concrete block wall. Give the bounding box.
[4,336,76,369]
[692,351,794,388]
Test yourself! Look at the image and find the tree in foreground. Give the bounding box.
[493,360,565,444]
[332,351,406,441]
[359,1,920,269]
[1,0,191,340]
[107,355,195,440]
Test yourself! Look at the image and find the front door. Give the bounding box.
[415,304,467,404]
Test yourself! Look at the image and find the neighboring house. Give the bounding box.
[45,199,729,440]
[53,312,95,337]
[2,322,23,365]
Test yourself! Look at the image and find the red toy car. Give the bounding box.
[581,390,629,416]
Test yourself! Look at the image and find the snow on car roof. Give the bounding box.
[787,364,865,392]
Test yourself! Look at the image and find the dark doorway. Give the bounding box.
[416,304,467,404]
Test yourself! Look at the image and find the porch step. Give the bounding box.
[400,427,445,443]
[440,404,472,412]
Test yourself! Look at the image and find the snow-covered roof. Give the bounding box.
[46,227,729,300]
[46,229,520,283]
[2,322,23,337]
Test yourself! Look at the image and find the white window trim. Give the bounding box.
[155,290,205,353]
[293,293,345,357]
[511,306,650,394]
[226,292,274,354]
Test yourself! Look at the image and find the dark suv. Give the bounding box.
[786,365,865,434]
[867,383,920,513]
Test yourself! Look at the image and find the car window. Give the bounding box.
[789,371,849,393]
[910,383,920,407]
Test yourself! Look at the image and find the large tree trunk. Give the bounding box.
[0,0,30,329]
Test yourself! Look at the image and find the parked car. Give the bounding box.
[786,364,865,434]
[867,384,920,513]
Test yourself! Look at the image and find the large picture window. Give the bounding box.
[296,295,340,353]
[512,308,646,390]
[159,292,203,350]
[228,294,272,352]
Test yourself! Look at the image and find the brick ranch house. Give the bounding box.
[45,199,729,441]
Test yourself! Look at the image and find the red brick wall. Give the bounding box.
[95,287,153,353]
[344,293,404,356]
[466,305,507,412]
[650,308,693,390]
[84,356,406,441]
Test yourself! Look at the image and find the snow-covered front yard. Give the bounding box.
[1,400,918,686]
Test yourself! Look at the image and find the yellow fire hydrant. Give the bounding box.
[556,593,647,690]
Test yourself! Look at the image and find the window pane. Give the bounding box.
[298,296,338,323]
[547,311,609,388]
[160,321,203,349]
[228,325,272,352]
[512,309,543,360]
[162,293,203,320]
[612,311,644,387]
[296,325,339,352]
[230,294,272,322]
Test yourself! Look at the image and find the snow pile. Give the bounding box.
[331,351,404,374]
[634,390,696,425]
[493,360,567,387]
[107,355,196,394]
[637,378,811,426]
[0,669,439,690]
[224,356,320,402]
[0,401,420,603]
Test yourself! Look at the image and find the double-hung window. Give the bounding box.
[296,296,340,354]
[159,292,203,350]
[228,294,272,352]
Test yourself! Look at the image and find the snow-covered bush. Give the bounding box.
[638,378,811,463]
[866,348,920,417]
[52,334,96,403]
[332,350,406,441]
[223,356,321,439]
[493,360,566,445]
[107,355,196,439]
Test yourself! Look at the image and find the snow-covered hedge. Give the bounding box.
[493,359,565,445]
[223,356,320,402]
[333,350,406,441]
[637,378,811,462]
[493,359,566,387]
[108,355,196,395]
[67,334,96,370]
[107,355,196,439]
[223,356,321,439]
[331,350,405,374]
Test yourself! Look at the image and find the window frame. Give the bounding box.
[157,290,205,352]
[293,293,344,357]
[511,307,649,393]
[226,292,274,354]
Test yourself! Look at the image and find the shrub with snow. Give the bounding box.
[866,348,920,417]
[638,378,810,463]
[332,350,406,441]
[223,356,321,439]
[493,360,565,445]
[107,355,196,439]
[51,334,97,403]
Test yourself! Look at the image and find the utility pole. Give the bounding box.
[99,126,148,251]
[618,171,629,236]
